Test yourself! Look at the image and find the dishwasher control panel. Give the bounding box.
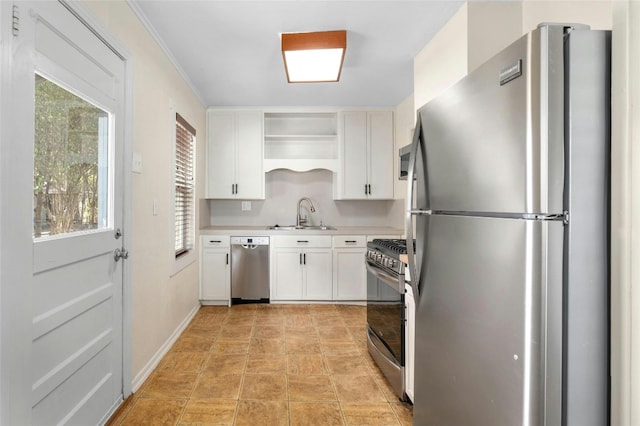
[230,236,270,246]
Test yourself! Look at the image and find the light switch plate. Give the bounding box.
[241,201,251,211]
[132,152,143,173]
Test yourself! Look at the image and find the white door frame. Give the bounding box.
[0,1,133,423]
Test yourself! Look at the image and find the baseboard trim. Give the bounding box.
[130,304,199,392]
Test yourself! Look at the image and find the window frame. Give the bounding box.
[171,109,196,275]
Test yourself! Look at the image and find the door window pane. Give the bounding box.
[33,74,110,238]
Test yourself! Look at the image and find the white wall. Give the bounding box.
[82,1,206,387]
[209,169,403,228]
[413,3,468,112]
[414,1,613,111]
[610,0,640,423]
[467,1,522,72]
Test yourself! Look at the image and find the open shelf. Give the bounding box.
[264,112,338,170]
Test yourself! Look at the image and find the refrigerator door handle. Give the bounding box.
[410,209,432,216]
[405,113,423,303]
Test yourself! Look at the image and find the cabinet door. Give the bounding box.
[333,249,367,300]
[207,111,237,198]
[201,249,230,301]
[339,111,368,199]
[303,249,333,300]
[367,111,394,199]
[235,111,265,199]
[272,249,303,300]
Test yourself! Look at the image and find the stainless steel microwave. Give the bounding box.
[398,144,411,180]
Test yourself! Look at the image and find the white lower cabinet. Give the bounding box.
[333,236,367,300]
[200,236,230,305]
[302,248,333,299]
[204,232,400,303]
[271,236,332,301]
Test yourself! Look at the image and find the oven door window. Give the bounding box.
[366,261,404,365]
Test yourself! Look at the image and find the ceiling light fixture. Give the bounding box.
[281,30,347,83]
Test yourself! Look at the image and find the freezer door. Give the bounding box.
[419,25,566,214]
[413,215,564,426]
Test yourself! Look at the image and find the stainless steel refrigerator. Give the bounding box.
[405,23,610,425]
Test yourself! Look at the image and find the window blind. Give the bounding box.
[175,113,195,258]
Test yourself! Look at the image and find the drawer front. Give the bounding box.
[333,235,366,248]
[201,235,231,248]
[272,235,332,248]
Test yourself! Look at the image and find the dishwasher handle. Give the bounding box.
[240,244,260,250]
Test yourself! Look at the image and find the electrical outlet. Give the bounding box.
[241,201,251,211]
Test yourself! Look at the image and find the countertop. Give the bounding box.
[199,225,403,236]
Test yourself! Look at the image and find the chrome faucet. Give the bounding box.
[296,197,316,227]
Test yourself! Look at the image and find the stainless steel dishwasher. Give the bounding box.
[230,236,270,304]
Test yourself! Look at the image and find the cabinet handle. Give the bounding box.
[297,240,309,243]
[299,253,303,265]
[235,183,238,194]
[210,240,222,243]
[231,184,235,195]
[303,253,306,265]
[226,253,229,265]
[364,184,368,195]
[345,240,357,244]
[367,184,372,194]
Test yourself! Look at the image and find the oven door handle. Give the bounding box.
[365,260,403,294]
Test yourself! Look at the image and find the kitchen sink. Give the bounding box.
[267,225,336,231]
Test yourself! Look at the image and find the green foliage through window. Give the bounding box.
[33,74,109,238]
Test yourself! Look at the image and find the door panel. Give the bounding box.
[236,111,264,199]
[207,111,236,198]
[333,249,366,300]
[419,30,562,215]
[32,1,121,102]
[303,249,332,300]
[341,111,367,198]
[414,215,560,425]
[272,249,302,300]
[8,1,126,424]
[32,346,115,425]
[367,111,394,199]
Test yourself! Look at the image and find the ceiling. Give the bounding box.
[129,1,465,107]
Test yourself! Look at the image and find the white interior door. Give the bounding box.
[3,1,126,424]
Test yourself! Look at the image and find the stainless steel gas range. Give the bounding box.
[365,239,409,401]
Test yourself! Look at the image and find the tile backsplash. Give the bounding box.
[207,169,403,228]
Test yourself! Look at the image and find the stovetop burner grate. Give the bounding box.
[371,239,412,254]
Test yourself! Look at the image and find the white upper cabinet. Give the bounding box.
[335,110,394,200]
[206,110,264,199]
